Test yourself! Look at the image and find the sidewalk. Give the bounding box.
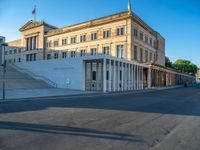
[0,88,94,100]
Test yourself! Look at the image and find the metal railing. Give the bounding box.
[10,63,57,88]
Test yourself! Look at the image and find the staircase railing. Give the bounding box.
[10,63,57,88]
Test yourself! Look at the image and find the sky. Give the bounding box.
[0,0,200,66]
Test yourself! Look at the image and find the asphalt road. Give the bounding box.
[0,87,200,150]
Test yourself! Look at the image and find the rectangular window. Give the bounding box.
[48,41,52,48]
[26,54,29,61]
[18,58,21,62]
[145,51,148,62]
[103,30,110,38]
[80,49,86,56]
[145,35,148,43]
[117,27,125,36]
[150,52,152,61]
[140,48,143,62]
[92,71,96,81]
[62,38,67,45]
[90,48,97,55]
[134,45,138,61]
[71,37,77,44]
[13,49,17,54]
[80,35,86,42]
[54,53,59,59]
[33,53,36,61]
[54,40,59,47]
[134,28,138,38]
[103,46,110,55]
[116,45,124,58]
[62,52,67,58]
[91,32,97,41]
[9,50,12,54]
[150,38,153,46]
[71,51,76,58]
[140,32,144,41]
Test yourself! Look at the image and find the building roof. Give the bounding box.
[47,10,162,38]
[19,20,57,32]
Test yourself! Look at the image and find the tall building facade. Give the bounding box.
[5,10,165,66]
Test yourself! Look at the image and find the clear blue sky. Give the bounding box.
[0,0,199,66]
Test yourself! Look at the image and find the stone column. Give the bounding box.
[113,60,116,92]
[128,64,131,90]
[148,67,151,89]
[121,62,124,91]
[109,59,112,92]
[103,59,107,93]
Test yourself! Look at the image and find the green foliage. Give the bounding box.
[165,58,197,76]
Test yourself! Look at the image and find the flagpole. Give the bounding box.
[34,5,36,21]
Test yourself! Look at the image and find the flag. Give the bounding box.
[32,7,36,15]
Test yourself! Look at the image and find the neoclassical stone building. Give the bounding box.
[3,5,195,92]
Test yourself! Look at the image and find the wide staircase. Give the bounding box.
[0,65,53,90]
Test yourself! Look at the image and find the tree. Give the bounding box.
[173,59,197,76]
[165,56,173,68]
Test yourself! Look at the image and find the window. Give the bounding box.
[18,58,21,62]
[117,27,125,36]
[54,40,59,47]
[116,45,124,58]
[13,58,16,63]
[150,52,152,61]
[30,54,33,61]
[140,32,144,41]
[62,52,67,58]
[90,48,97,55]
[145,51,148,62]
[9,50,12,54]
[80,49,86,56]
[91,32,97,41]
[134,28,138,38]
[150,38,153,46]
[134,46,138,61]
[54,53,59,59]
[140,48,143,62]
[48,41,52,48]
[62,38,67,45]
[47,54,51,60]
[103,46,110,55]
[92,71,96,81]
[103,30,110,38]
[5,51,7,55]
[145,35,148,43]
[71,51,76,58]
[80,35,86,42]
[18,48,21,53]
[14,49,17,54]
[71,37,77,44]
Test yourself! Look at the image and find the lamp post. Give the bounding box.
[1,43,7,100]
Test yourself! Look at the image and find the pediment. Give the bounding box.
[19,20,43,32]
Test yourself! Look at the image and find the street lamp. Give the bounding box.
[1,43,8,100]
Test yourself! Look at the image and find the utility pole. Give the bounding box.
[1,43,7,100]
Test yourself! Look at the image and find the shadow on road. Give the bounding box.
[0,121,143,142]
[0,87,200,116]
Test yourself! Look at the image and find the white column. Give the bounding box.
[148,67,151,89]
[137,66,139,90]
[109,59,112,92]
[103,59,107,93]
[117,61,120,91]
[141,67,144,89]
[121,62,124,91]
[133,65,136,90]
[131,64,134,90]
[113,60,116,92]
[35,36,38,49]
[128,64,131,90]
